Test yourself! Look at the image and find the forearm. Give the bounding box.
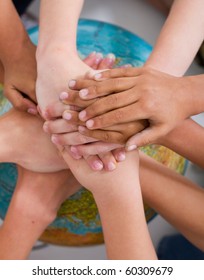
[160,118,204,169]
[0,207,49,260]
[146,0,204,76]
[92,152,156,260]
[140,151,204,250]
[0,0,31,66]
[37,0,84,57]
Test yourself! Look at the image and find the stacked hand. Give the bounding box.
[56,67,192,152]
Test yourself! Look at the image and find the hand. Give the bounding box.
[0,108,67,173]
[36,49,104,118]
[69,67,193,148]
[59,146,139,195]
[3,40,37,114]
[42,53,124,171]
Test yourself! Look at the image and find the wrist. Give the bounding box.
[36,42,78,61]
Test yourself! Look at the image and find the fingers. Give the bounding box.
[83,155,104,171]
[82,51,98,67]
[76,77,137,100]
[98,152,117,171]
[62,110,85,125]
[59,89,95,108]
[93,67,143,81]
[44,100,74,119]
[78,125,126,144]
[78,88,137,121]
[43,119,78,134]
[70,142,122,158]
[4,87,37,114]
[78,120,148,144]
[97,53,115,70]
[84,103,147,129]
[112,147,126,162]
[126,125,168,149]
[51,131,98,146]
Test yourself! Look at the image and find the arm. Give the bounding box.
[54,0,204,150]
[0,166,80,260]
[61,149,157,259]
[36,0,94,114]
[140,151,204,251]
[146,0,204,76]
[159,118,204,169]
[0,0,37,113]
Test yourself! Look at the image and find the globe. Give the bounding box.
[0,19,187,246]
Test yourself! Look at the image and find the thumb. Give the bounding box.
[126,126,163,150]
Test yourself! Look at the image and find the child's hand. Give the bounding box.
[69,67,192,148]
[3,40,37,115]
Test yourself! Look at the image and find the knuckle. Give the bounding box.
[114,133,126,144]
[113,79,122,90]
[90,85,98,96]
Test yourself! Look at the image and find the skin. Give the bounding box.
[45,0,204,156]
[61,68,204,148]
[0,108,156,260]
[0,0,37,113]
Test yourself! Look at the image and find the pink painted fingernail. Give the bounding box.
[68,80,76,88]
[79,110,86,120]
[70,146,81,159]
[63,112,72,120]
[107,53,116,61]
[79,89,89,98]
[51,135,59,145]
[117,152,126,161]
[107,162,116,171]
[93,160,103,171]
[86,119,94,128]
[60,91,69,100]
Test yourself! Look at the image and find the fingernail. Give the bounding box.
[107,53,116,61]
[27,108,37,115]
[95,53,103,63]
[43,122,49,133]
[79,110,86,120]
[126,144,137,151]
[117,152,126,161]
[70,146,81,159]
[86,119,94,128]
[94,73,102,80]
[60,91,69,100]
[63,111,72,120]
[68,80,76,88]
[51,135,59,145]
[93,160,103,171]
[107,162,116,171]
[79,89,88,98]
